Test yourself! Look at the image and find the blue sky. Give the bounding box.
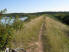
[0,0,69,13]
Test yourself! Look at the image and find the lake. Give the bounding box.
[0,17,28,24]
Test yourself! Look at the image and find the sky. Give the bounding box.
[0,0,69,13]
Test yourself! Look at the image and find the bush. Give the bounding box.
[52,14,69,25]
[0,24,13,50]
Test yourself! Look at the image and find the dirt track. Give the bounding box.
[38,23,44,52]
[26,16,45,52]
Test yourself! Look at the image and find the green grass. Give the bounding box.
[42,17,69,52]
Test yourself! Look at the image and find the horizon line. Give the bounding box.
[6,11,69,14]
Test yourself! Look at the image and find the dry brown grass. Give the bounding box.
[10,16,44,49]
[43,17,69,52]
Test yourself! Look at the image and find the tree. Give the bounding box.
[0,8,7,14]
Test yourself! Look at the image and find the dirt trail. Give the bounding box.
[36,16,46,52]
[26,16,45,52]
[38,23,45,52]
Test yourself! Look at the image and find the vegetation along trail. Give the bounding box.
[35,16,69,52]
[9,15,45,52]
[42,16,69,52]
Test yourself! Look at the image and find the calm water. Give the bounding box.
[0,17,28,24]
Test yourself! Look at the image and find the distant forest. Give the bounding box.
[3,12,69,17]
[2,12,69,25]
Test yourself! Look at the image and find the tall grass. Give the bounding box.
[42,17,69,52]
[10,16,44,49]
